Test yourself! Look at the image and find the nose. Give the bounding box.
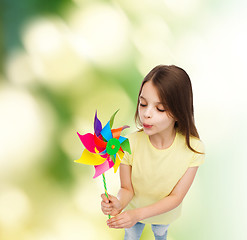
[144,107,152,118]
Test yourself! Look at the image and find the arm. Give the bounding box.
[107,166,199,228]
[138,166,199,220]
[117,163,135,210]
[101,164,134,216]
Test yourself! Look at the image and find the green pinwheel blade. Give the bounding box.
[110,155,116,163]
[121,139,131,154]
[110,109,120,128]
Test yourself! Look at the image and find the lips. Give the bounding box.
[143,123,153,129]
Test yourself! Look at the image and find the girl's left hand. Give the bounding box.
[107,209,139,229]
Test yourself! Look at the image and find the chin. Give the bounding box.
[143,129,155,136]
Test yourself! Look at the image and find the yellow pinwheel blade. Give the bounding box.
[113,151,124,173]
[74,149,105,166]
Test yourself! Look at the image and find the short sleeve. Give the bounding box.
[120,132,136,166]
[189,140,205,167]
[121,151,133,166]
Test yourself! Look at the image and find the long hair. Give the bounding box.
[135,65,202,154]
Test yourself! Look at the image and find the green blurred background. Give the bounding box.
[1,0,246,239]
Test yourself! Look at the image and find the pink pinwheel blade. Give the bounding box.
[99,152,109,159]
[77,132,96,153]
[93,157,114,178]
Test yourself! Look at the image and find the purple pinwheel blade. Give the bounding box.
[122,125,130,131]
[94,111,102,136]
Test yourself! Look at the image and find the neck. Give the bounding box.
[149,128,176,150]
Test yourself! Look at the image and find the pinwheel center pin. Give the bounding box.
[106,138,120,155]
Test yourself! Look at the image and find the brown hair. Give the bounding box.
[135,65,202,154]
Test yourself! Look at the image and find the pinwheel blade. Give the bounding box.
[93,157,114,178]
[94,111,102,136]
[77,132,96,153]
[74,149,106,166]
[113,151,124,173]
[111,127,123,139]
[109,109,119,128]
[122,125,130,131]
[94,134,107,148]
[100,121,112,141]
[120,139,131,154]
[99,149,107,155]
[118,136,127,144]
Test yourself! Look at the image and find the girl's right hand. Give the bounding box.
[101,194,122,216]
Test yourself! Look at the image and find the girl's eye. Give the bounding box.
[157,108,166,112]
[139,103,147,107]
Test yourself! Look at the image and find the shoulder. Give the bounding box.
[190,136,205,154]
[176,132,205,166]
[176,132,205,154]
[125,130,148,154]
[126,130,146,143]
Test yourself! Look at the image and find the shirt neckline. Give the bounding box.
[145,130,178,152]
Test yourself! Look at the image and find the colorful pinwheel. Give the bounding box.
[74,110,131,218]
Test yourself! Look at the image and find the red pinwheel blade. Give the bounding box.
[94,134,107,148]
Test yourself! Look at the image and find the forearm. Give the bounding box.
[137,194,182,221]
[117,187,134,211]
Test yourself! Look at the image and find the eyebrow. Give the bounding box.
[139,96,163,104]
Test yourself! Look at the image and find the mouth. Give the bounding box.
[143,123,153,129]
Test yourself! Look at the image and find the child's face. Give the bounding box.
[138,81,175,137]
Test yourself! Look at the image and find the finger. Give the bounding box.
[107,214,123,225]
[101,205,112,214]
[101,201,111,208]
[101,193,109,203]
[107,194,114,202]
[103,210,112,215]
[108,195,121,209]
[107,216,124,225]
[108,194,118,202]
[102,207,112,214]
[109,220,132,229]
[101,203,112,210]
[108,224,125,229]
[108,219,128,229]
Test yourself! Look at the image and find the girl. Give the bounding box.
[101,65,205,240]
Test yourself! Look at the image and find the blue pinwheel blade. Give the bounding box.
[119,136,127,144]
[100,121,113,141]
[99,149,107,155]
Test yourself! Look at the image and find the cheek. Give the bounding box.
[138,106,143,117]
[156,113,174,125]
